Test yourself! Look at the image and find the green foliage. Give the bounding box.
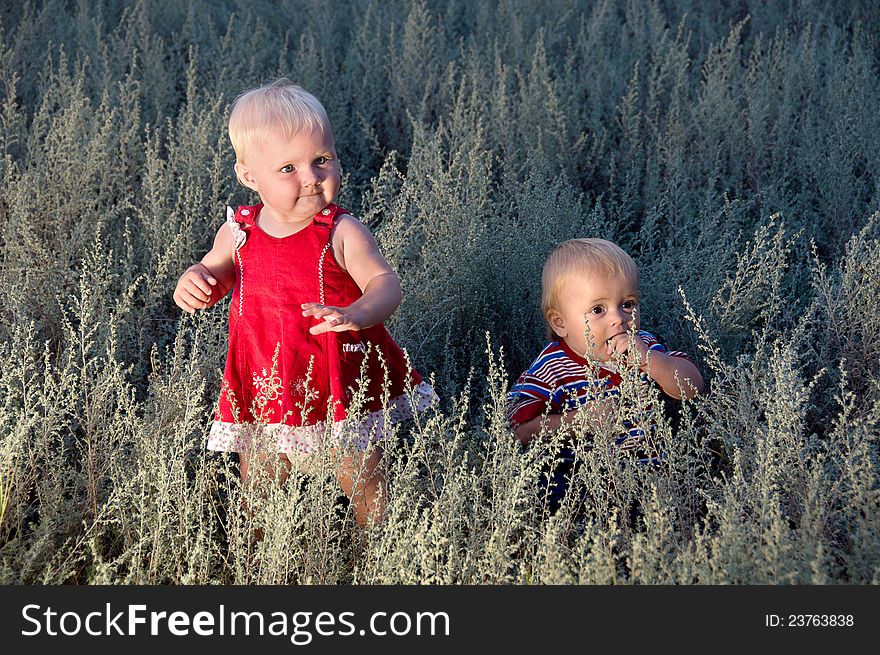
[0,0,878,584]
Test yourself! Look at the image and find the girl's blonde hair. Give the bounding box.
[541,238,638,339]
[228,79,333,165]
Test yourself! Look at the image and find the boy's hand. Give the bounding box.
[609,333,705,399]
[302,303,364,335]
[174,264,218,314]
[607,332,650,367]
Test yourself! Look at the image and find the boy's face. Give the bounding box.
[548,269,640,361]
[235,126,340,223]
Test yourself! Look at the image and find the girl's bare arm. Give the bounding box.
[173,224,236,313]
[302,215,402,334]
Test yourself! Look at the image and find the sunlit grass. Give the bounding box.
[0,0,877,584]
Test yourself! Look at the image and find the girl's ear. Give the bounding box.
[234,162,258,191]
[547,309,568,338]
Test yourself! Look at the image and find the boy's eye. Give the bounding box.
[280,164,294,173]
[622,300,636,311]
[315,156,328,165]
[589,306,605,315]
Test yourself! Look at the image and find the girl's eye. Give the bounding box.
[315,156,328,165]
[622,300,636,311]
[280,165,294,173]
[589,306,605,315]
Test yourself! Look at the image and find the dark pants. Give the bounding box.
[537,447,647,530]
[537,446,583,515]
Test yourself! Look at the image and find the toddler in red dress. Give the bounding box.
[173,79,436,526]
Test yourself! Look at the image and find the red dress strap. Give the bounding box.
[313,203,353,305]
[312,202,348,227]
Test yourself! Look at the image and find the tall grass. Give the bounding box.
[0,0,878,583]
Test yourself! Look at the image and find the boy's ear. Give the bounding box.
[547,309,568,338]
[234,162,258,191]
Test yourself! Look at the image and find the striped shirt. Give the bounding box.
[507,331,691,460]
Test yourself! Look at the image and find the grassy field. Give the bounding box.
[0,0,878,584]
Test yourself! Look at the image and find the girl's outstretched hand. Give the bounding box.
[174,264,219,314]
[302,303,364,334]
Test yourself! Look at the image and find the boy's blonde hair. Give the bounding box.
[541,238,638,339]
[228,79,333,164]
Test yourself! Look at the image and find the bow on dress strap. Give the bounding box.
[226,205,258,250]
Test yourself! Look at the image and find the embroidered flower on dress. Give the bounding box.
[252,366,283,409]
[291,377,310,396]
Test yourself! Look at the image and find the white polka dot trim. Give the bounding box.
[207,381,438,455]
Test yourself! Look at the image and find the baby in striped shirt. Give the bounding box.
[507,238,703,507]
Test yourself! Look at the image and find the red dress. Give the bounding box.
[208,203,436,454]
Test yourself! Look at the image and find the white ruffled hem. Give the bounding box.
[207,381,437,455]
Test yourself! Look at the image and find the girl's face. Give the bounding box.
[235,126,340,224]
[548,270,640,361]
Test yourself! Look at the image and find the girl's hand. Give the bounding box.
[174,264,218,314]
[302,303,364,335]
[172,224,236,314]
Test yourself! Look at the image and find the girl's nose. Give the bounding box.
[303,170,321,187]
